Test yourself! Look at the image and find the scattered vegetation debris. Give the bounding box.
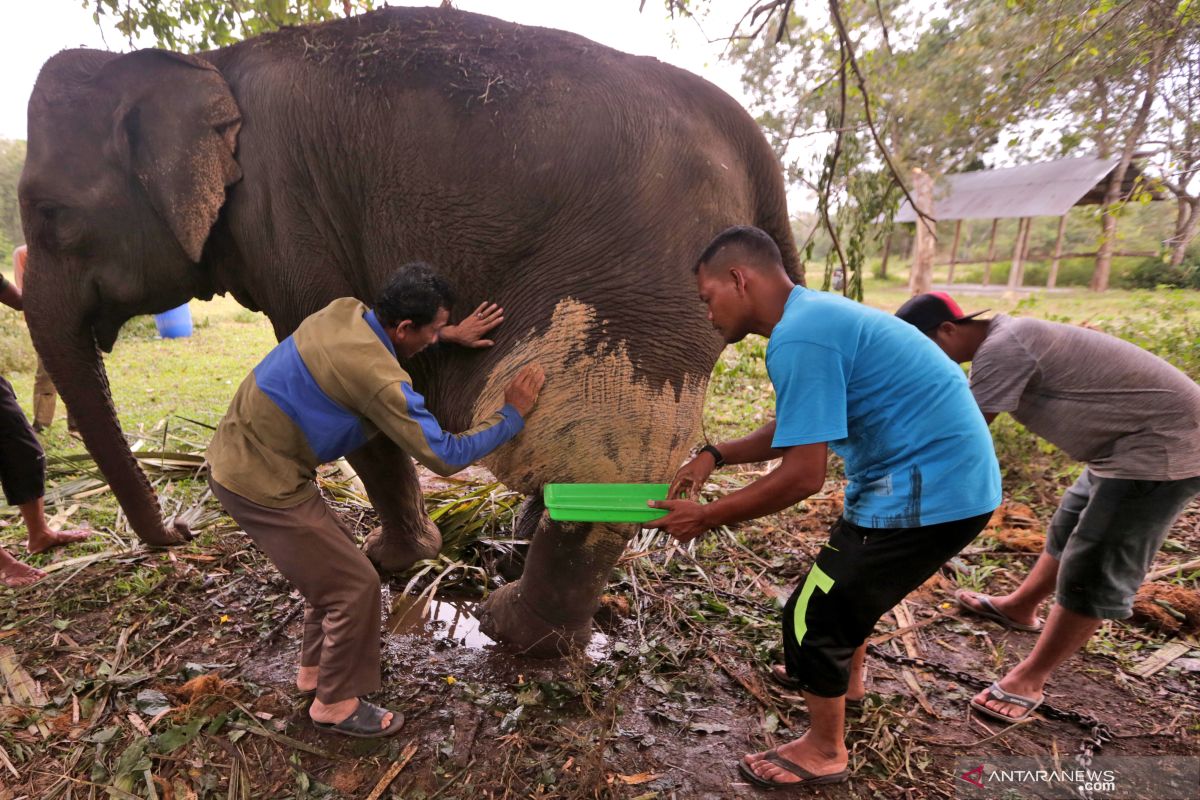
[1131,583,1200,634]
[175,673,236,705]
[594,593,631,626]
[989,527,1047,552]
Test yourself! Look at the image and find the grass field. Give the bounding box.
[1,282,1197,799]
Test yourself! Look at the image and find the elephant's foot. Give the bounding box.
[477,580,594,658]
[363,518,442,575]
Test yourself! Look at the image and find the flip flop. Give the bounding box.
[737,750,849,789]
[955,590,1043,632]
[970,681,1043,723]
[769,664,866,710]
[313,699,404,738]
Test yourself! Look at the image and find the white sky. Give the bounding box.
[0,0,754,141]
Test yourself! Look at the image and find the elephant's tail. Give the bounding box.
[750,152,804,287]
[739,122,806,287]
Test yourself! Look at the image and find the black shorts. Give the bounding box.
[782,511,992,697]
[0,375,45,507]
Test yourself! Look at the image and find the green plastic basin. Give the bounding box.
[543,483,670,523]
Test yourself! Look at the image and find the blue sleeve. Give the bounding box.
[399,383,525,471]
[768,339,849,447]
[365,380,525,476]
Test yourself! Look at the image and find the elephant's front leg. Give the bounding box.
[348,436,442,574]
[478,502,631,656]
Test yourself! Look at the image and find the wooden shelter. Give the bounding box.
[892,155,1158,291]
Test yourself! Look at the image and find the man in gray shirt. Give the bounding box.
[897,292,1200,723]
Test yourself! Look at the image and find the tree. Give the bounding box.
[669,0,1199,292]
[1155,25,1200,266]
[1045,0,1194,290]
[87,0,377,52]
[665,0,1137,295]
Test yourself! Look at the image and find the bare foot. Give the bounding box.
[310,697,395,731]
[27,528,91,555]
[743,731,848,785]
[297,665,319,693]
[1,560,46,588]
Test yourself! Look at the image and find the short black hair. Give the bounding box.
[374,262,456,328]
[693,225,783,275]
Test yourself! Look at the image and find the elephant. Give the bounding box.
[19,6,800,656]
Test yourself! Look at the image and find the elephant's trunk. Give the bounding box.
[23,267,190,547]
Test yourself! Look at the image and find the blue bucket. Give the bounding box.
[153,303,193,339]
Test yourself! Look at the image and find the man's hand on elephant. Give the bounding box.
[441,302,504,348]
[504,363,545,417]
[647,499,712,543]
[667,453,716,500]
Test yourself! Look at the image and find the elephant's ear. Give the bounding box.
[100,50,242,263]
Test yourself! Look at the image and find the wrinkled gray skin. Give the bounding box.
[19,7,800,656]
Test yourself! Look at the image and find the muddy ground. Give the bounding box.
[1,462,1198,799]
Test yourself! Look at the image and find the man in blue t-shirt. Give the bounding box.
[650,226,1001,789]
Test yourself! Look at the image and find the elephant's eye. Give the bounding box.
[35,201,59,222]
[33,202,85,252]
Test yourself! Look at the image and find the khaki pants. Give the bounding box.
[32,358,73,431]
[210,478,381,704]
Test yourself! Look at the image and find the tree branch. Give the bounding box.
[1013,2,1132,100]
[820,27,850,291]
[872,0,892,57]
[828,0,934,228]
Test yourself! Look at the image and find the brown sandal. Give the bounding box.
[313,699,404,738]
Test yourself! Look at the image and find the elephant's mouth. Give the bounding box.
[93,312,126,353]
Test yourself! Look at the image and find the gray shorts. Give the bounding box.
[1047,469,1200,619]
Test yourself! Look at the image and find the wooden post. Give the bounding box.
[982,218,999,286]
[1007,217,1031,290]
[879,230,893,279]
[909,168,936,294]
[947,219,963,284]
[1047,214,1068,289]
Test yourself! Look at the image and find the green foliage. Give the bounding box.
[670,1,1199,289]
[1006,289,1200,380]
[704,335,773,444]
[1089,292,1200,379]
[1119,256,1200,289]
[955,257,1106,288]
[425,482,522,563]
[89,0,377,52]
[0,307,35,376]
[118,315,166,342]
[0,139,25,254]
[684,1,1153,299]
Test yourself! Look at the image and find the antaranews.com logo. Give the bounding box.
[954,756,1198,799]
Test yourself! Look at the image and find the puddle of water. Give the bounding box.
[387,593,610,658]
[388,593,495,648]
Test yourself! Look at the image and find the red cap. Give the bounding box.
[895,292,988,332]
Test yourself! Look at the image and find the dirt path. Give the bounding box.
[2,482,1197,798]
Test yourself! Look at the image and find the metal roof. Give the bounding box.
[893,155,1140,222]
